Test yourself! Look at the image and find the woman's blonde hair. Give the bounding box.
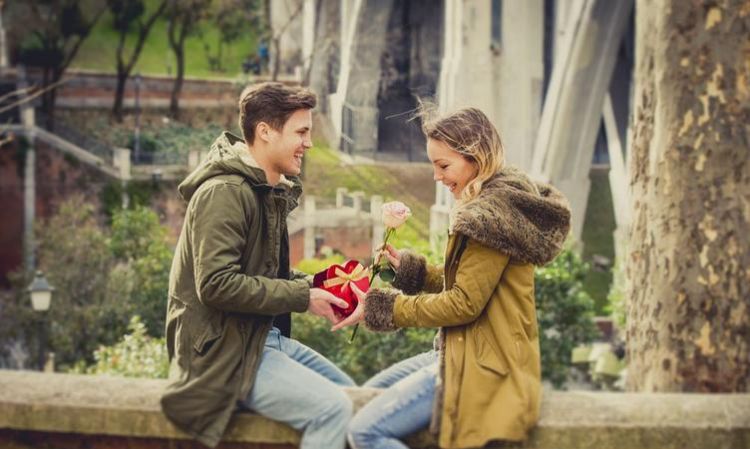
[419,105,505,202]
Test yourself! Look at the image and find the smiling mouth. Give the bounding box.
[294,154,303,164]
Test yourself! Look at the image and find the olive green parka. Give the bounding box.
[160,132,310,447]
[364,167,571,449]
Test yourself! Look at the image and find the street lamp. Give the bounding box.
[28,270,53,312]
[28,271,54,370]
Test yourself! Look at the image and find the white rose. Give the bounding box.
[381,201,411,229]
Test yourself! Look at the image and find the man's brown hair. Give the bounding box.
[238,82,317,144]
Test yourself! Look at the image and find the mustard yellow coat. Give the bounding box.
[364,168,570,449]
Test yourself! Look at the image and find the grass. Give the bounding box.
[71,1,258,79]
[302,145,435,250]
[580,168,617,314]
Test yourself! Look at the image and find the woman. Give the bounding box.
[334,107,571,449]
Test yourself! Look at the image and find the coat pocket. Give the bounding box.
[191,315,223,355]
[474,326,509,377]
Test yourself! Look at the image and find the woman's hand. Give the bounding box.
[377,243,402,270]
[331,283,367,331]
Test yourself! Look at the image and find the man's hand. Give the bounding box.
[331,283,366,331]
[308,288,349,324]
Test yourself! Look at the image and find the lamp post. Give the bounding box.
[134,73,142,164]
[28,271,54,371]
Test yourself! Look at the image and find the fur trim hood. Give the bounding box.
[451,166,571,265]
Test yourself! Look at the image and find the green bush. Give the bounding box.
[293,313,435,385]
[535,249,599,388]
[72,315,168,379]
[292,247,597,387]
[0,197,173,370]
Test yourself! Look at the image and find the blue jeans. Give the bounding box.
[242,327,356,449]
[349,351,438,449]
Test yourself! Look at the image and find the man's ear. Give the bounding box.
[256,121,273,143]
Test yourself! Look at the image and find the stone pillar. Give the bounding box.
[270,0,304,76]
[530,0,633,240]
[329,0,363,138]
[336,187,348,208]
[113,148,132,181]
[331,0,395,157]
[0,1,7,70]
[303,195,316,259]
[351,191,364,212]
[602,95,630,262]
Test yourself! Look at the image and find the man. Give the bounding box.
[161,82,354,448]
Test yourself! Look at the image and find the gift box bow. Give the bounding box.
[313,260,370,317]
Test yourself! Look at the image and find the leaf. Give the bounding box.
[378,268,396,283]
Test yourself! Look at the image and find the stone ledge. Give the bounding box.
[1,370,749,449]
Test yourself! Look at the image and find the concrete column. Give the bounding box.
[530,0,633,240]
[0,1,7,70]
[270,0,304,75]
[18,66,35,273]
[302,0,315,74]
[303,195,316,259]
[328,0,363,138]
[336,187,348,208]
[113,148,132,181]
[603,94,630,262]
[351,191,364,212]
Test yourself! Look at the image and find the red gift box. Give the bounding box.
[313,260,370,318]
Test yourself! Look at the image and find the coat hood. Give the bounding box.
[451,166,571,265]
[177,131,302,203]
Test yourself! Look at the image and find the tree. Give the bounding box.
[108,0,167,122]
[166,0,210,119]
[202,0,262,73]
[9,0,105,129]
[626,0,750,392]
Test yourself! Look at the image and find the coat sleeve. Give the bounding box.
[364,239,508,330]
[392,251,444,294]
[190,182,310,315]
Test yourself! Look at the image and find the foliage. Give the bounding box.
[0,196,173,370]
[72,315,168,378]
[110,206,172,336]
[100,180,159,219]
[70,0,260,77]
[535,249,599,388]
[295,254,346,276]
[580,170,616,313]
[293,313,435,385]
[32,196,129,370]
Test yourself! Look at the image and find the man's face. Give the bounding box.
[265,109,313,177]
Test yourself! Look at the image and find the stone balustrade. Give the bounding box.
[1,370,748,449]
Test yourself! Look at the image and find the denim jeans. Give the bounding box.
[349,350,439,449]
[242,327,356,449]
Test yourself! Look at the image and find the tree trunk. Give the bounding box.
[113,72,128,123]
[170,48,185,119]
[626,0,750,392]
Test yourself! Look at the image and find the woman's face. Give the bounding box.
[426,138,478,200]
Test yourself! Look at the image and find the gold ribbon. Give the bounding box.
[323,264,368,290]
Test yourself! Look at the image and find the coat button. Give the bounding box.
[458,337,463,342]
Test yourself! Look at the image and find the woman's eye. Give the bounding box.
[440,165,448,170]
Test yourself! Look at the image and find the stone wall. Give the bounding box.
[1,370,748,449]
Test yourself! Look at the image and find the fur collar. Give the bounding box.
[451,166,571,265]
